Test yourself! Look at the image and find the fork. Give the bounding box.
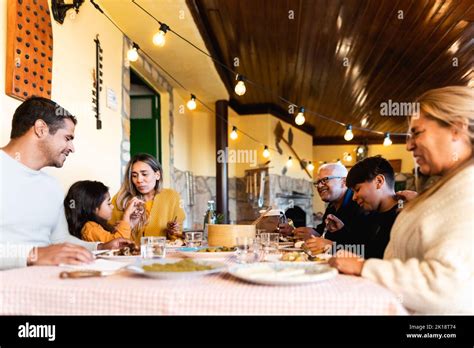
[321,225,328,239]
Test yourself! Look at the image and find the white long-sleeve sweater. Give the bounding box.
[0,150,98,270]
[362,164,474,314]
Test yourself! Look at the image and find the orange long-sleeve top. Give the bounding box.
[81,220,132,243]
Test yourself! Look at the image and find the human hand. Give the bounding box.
[278,223,294,236]
[325,214,344,232]
[304,236,332,254]
[98,238,135,250]
[395,190,418,202]
[123,197,145,223]
[27,243,93,266]
[166,217,182,240]
[293,227,316,240]
[328,250,365,276]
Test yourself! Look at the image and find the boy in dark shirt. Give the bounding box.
[306,156,399,259]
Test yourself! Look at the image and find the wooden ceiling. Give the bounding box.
[187,0,474,144]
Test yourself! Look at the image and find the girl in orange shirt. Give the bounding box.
[64,180,143,243]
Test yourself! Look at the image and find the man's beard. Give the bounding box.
[40,142,65,168]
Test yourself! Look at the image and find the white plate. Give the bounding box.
[97,255,141,263]
[126,259,227,279]
[228,262,337,285]
[279,252,331,264]
[279,246,304,252]
[176,247,237,259]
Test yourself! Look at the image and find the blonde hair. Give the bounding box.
[405,86,474,211]
[116,153,163,238]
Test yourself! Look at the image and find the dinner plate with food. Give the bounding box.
[176,246,237,259]
[95,245,141,262]
[280,251,331,263]
[126,258,227,279]
[228,262,337,285]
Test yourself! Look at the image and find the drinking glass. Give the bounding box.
[141,236,166,259]
[260,232,280,261]
[185,231,203,248]
[235,237,259,264]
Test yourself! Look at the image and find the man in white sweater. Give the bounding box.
[0,97,130,270]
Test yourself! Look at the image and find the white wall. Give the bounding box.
[0,0,124,195]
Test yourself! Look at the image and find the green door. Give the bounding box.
[130,95,161,162]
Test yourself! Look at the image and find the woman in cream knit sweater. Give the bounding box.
[330,86,474,314]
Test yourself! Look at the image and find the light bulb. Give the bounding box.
[383,133,392,146]
[343,152,353,162]
[263,146,270,158]
[287,156,293,167]
[153,31,166,47]
[230,126,238,140]
[187,94,197,110]
[357,146,364,154]
[344,124,354,141]
[153,23,169,47]
[360,116,369,127]
[234,80,246,96]
[295,107,305,125]
[127,44,139,62]
[307,161,315,171]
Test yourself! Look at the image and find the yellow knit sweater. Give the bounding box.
[110,188,186,244]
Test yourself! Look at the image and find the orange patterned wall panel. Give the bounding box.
[6,0,53,101]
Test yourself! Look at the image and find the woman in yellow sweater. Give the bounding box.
[110,153,186,244]
[64,180,143,242]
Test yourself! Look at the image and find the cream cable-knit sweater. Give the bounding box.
[362,164,474,314]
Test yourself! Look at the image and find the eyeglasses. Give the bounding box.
[406,129,426,143]
[313,176,344,187]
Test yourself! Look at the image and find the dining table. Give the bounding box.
[0,252,408,315]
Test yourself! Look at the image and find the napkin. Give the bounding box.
[59,259,128,275]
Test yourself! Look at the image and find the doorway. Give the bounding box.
[130,69,162,162]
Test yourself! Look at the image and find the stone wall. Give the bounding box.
[173,168,314,228]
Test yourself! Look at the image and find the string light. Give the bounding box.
[186,94,197,110]
[127,42,139,62]
[153,23,169,47]
[95,1,405,181]
[234,75,246,96]
[295,107,305,126]
[307,161,315,171]
[286,156,293,167]
[230,126,238,140]
[344,124,354,141]
[263,145,270,158]
[129,1,408,143]
[343,152,353,162]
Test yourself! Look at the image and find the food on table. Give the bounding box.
[142,259,215,272]
[166,238,184,247]
[197,246,236,253]
[281,251,328,262]
[294,241,305,248]
[113,245,140,256]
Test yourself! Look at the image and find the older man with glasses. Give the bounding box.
[284,163,365,251]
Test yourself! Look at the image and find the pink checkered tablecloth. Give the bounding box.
[0,255,408,315]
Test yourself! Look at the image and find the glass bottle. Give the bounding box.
[203,200,217,241]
